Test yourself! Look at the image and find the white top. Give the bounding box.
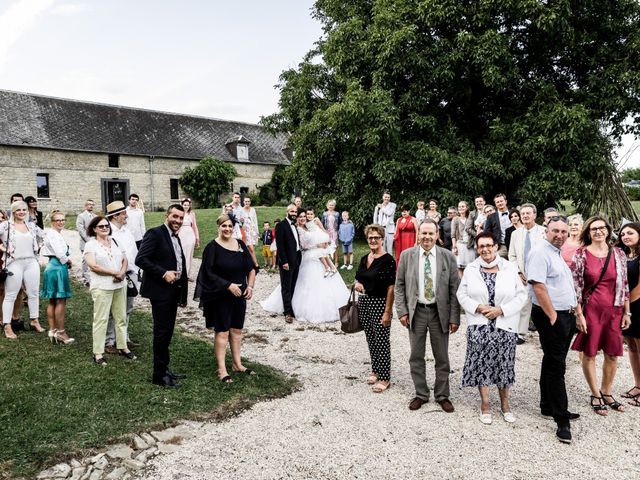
[418,246,437,304]
[415,209,426,224]
[40,229,69,263]
[126,207,146,241]
[373,202,397,233]
[110,222,139,276]
[13,230,35,259]
[84,238,126,290]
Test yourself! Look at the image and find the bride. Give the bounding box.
[261,209,350,323]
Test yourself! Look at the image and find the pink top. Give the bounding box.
[560,242,579,267]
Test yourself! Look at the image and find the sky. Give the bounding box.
[0,0,637,168]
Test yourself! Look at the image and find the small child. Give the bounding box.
[260,221,273,270]
[338,211,355,270]
[270,219,279,270]
[305,207,338,276]
[415,200,426,224]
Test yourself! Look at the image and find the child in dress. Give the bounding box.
[305,207,338,276]
[415,200,426,225]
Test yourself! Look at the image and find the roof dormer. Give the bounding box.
[225,135,252,162]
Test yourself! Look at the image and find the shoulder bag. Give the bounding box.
[339,285,362,333]
[581,247,613,313]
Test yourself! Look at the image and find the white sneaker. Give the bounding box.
[347,265,353,270]
[340,264,347,269]
[479,413,493,425]
[501,411,516,423]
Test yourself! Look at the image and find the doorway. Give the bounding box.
[101,178,129,212]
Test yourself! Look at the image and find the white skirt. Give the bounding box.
[457,242,477,268]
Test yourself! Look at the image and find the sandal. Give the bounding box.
[3,324,17,340]
[29,320,45,333]
[601,391,625,412]
[590,395,608,416]
[220,375,233,383]
[93,355,108,366]
[233,368,256,376]
[621,386,640,399]
[628,395,640,407]
[371,381,390,393]
[366,373,379,385]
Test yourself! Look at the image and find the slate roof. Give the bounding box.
[0,90,290,165]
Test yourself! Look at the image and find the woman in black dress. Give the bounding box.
[24,196,44,229]
[354,224,396,393]
[195,215,257,383]
[619,222,640,406]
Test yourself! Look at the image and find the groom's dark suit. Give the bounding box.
[136,224,188,384]
[275,217,301,318]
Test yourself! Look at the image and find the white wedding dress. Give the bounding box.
[260,227,350,324]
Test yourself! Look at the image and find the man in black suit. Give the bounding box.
[275,204,302,323]
[136,204,188,388]
[482,193,510,259]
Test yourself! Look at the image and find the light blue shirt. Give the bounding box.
[527,240,577,310]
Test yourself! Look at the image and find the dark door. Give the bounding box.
[101,178,129,212]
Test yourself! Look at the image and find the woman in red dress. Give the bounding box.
[393,204,419,262]
[571,216,631,416]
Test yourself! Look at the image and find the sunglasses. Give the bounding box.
[96,224,110,229]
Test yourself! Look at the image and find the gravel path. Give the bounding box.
[62,230,640,479]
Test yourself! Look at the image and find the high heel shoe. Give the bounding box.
[54,330,75,345]
[3,324,17,340]
[48,329,57,342]
[29,320,45,333]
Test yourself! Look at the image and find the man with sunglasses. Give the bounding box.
[527,215,579,444]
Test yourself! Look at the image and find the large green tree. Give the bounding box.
[263,0,640,227]
[179,156,236,208]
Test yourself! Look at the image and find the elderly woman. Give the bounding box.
[618,222,640,406]
[571,216,631,415]
[40,210,74,344]
[195,215,257,383]
[0,200,44,339]
[393,204,419,261]
[354,224,396,393]
[457,232,527,424]
[178,197,200,279]
[84,216,136,365]
[561,214,583,268]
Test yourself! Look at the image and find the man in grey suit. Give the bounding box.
[395,219,461,412]
[76,199,96,285]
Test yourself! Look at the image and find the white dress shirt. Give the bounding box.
[126,207,146,242]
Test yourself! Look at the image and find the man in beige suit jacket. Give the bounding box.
[395,219,461,412]
[508,203,546,341]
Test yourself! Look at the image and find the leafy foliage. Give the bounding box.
[179,156,237,208]
[263,0,640,227]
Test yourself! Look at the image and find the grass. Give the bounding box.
[0,281,297,479]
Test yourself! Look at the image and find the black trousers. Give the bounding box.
[531,305,576,427]
[279,253,301,316]
[151,286,180,381]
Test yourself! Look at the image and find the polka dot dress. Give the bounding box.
[358,294,391,381]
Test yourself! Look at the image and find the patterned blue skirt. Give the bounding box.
[40,257,72,299]
[461,321,517,388]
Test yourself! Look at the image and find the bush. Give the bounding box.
[180,156,237,208]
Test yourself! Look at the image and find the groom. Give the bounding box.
[275,204,302,323]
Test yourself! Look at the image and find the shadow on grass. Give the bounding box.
[0,281,298,479]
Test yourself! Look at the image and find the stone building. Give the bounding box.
[0,90,291,214]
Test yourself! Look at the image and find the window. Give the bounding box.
[170,179,179,200]
[36,173,50,198]
[108,154,120,168]
[237,144,249,161]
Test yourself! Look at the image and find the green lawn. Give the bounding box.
[0,281,297,479]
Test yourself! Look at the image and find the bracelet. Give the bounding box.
[247,286,254,289]
[624,312,631,316]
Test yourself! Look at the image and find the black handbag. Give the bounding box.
[339,285,362,333]
[126,274,139,297]
[0,222,13,284]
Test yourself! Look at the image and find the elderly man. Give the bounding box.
[105,201,139,353]
[483,193,511,258]
[508,203,546,343]
[76,199,96,286]
[527,215,579,444]
[543,207,560,227]
[373,191,397,254]
[395,219,461,412]
[126,194,146,250]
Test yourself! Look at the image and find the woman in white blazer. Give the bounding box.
[457,232,527,425]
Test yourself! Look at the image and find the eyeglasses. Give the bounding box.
[96,224,110,229]
[589,226,607,233]
[53,219,65,222]
[477,244,495,249]
[367,236,382,241]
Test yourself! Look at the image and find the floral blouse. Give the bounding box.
[0,220,44,264]
[571,246,629,307]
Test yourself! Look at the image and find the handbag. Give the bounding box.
[0,222,13,284]
[581,247,613,311]
[339,285,362,333]
[126,274,139,297]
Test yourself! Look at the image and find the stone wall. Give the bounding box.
[0,146,277,214]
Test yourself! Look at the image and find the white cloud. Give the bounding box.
[0,0,57,69]
[50,2,86,16]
